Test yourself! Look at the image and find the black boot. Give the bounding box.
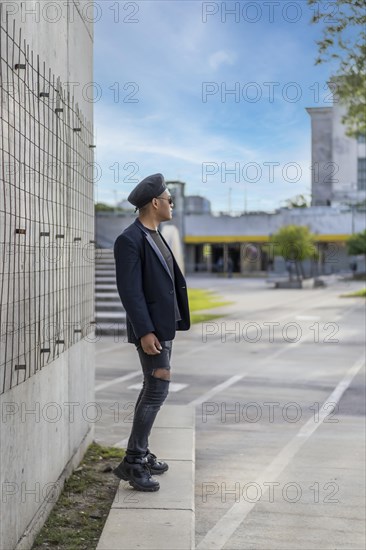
[113,456,160,492]
[145,451,169,475]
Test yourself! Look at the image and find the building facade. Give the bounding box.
[96,204,365,276]
[183,206,365,275]
[307,102,366,207]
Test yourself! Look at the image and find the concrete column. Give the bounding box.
[223,243,229,273]
[206,244,212,272]
[240,243,245,274]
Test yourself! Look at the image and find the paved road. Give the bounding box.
[94,275,365,550]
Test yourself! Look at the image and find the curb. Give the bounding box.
[97,405,195,550]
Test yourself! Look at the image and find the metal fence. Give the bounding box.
[0,12,95,394]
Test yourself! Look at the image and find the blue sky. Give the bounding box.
[93,0,342,212]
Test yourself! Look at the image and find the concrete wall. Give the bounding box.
[184,207,366,237]
[306,107,333,206]
[1,342,95,550]
[332,102,361,203]
[0,3,95,549]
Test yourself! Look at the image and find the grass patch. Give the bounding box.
[187,288,233,325]
[340,288,366,298]
[32,442,125,550]
[187,288,233,312]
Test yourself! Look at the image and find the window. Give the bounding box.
[357,134,366,144]
[357,158,366,191]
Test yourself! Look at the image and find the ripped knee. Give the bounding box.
[151,368,171,381]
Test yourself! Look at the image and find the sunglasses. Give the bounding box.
[155,196,174,205]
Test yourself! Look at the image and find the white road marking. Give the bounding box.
[128,382,188,392]
[196,353,365,550]
[95,371,140,392]
[189,375,246,407]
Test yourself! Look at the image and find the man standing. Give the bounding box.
[113,173,190,491]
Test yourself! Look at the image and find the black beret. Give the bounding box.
[128,173,167,211]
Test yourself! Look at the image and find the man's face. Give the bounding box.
[155,191,174,221]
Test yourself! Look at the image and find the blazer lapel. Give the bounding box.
[134,219,173,281]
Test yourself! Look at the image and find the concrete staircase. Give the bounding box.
[95,249,126,337]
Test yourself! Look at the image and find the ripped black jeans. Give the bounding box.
[125,340,172,460]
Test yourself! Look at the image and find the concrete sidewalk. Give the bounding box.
[97,405,195,550]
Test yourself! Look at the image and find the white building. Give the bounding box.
[306,101,366,206]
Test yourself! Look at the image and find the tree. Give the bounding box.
[346,229,366,272]
[95,202,115,211]
[308,0,366,138]
[285,194,310,209]
[268,225,318,282]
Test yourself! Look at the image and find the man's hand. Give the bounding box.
[140,333,162,355]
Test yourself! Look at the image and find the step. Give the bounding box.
[96,405,195,550]
[95,257,114,262]
[95,285,119,292]
[95,313,126,324]
[96,249,114,254]
[95,259,115,264]
[95,303,125,311]
[94,322,126,336]
[95,293,120,301]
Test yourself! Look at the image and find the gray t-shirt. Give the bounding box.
[145,227,182,323]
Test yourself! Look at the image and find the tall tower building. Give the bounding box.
[307,100,366,206]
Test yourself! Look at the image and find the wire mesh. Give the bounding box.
[0,12,95,394]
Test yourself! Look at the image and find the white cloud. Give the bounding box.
[208,50,236,70]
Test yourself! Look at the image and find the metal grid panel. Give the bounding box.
[0,13,95,394]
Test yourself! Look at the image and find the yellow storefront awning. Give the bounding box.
[184,235,349,244]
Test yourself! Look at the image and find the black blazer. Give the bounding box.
[114,218,190,344]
